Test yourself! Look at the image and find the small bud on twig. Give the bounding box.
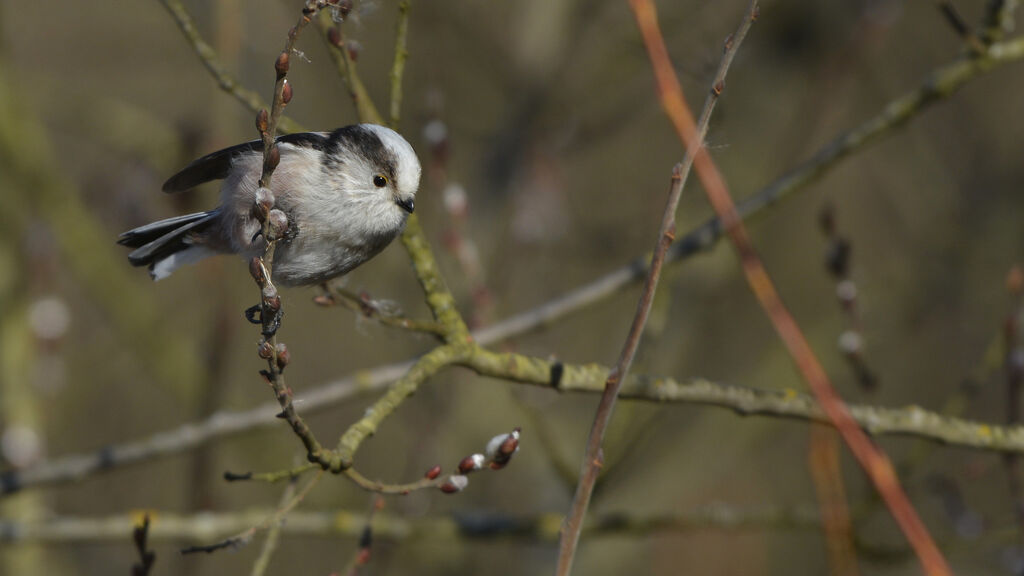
[440,475,469,494]
[254,188,275,220]
[258,340,275,359]
[275,51,290,77]
[485,428,521,469]
[327,26,342,47]
[838,330,862,356]
[256,109,269,134]
[249,257,268,287]
[346,40,362,62]
[262,284,280,309]
[424,465,442,480]
[836,280,857,309]
[457,454,486,474]
[282,80,293,105]
[276,343,290,369]
[268,209,289,240]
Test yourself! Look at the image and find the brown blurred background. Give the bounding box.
[1,0,1023,574]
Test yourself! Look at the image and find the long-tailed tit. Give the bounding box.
[119,123,421,286]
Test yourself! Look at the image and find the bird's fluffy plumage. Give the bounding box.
[119,124,422,285]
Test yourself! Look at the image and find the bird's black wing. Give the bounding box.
[161,132,331,193]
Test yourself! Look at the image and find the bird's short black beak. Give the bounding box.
[397,197,415,214]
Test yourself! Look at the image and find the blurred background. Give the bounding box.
[1,0,1023,574]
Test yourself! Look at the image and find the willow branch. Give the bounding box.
[0,503,827,545]
[181,471,322,555]
[316,11,383,125]
[317,285,446,337]
[249,481,296,576]
[331,345,468,470]
[555,5,758,574]
[8,348,1024,496]
[156,0,304,133]
[982,0,1020,43]
[389,1,411,128]
[472,35,1024,347]
[628,0,949,573]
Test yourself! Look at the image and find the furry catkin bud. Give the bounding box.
[268,209,289,239]
[258,340,274,359]
[457,454,485,474]
[255,188,275,218]
[486,428,521,469]
[485,429,520,460]
[275,51,290,77]
[346,40,362,62]
[440,475,468,494]
[276,343,290,369]
[262,284,280,310]
[282,80,293,105]
[838,330,862,356]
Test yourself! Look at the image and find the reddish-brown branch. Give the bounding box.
[810,426,860,576]
[554,4,759,575]
[627,1,952,575]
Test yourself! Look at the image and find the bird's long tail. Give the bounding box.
[118,211,219,280]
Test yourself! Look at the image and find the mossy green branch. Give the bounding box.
[316,11,383,126]
[333,345,469,470]
[400,215,471,340]
[464,347,1024,453]
[389,1,412,128]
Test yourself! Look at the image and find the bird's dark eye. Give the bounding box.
[373,174,388,188]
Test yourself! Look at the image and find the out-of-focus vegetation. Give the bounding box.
[1,1,1024,574]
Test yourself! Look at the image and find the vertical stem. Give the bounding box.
[389,1,411,128]
[626,1,950,574]
[554,5,760,574]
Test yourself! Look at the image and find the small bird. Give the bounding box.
[119,124,421,286]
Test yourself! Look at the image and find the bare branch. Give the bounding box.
[156,0,304,133]
[627,0,949,573]
[555,5,759,573]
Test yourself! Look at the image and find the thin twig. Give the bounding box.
[982,0,1020,44]
[1004,266,1024,550]
[223,463,318,484]
[471,34,1024,348]
[1,503,832,544]
[331,345,468,470]
[131,515,156,576]
[181,470,323,555]
[555,5,758,574]
[809,427,860,576]
[316,11,383,125]
[389,1,411,128]
[936,1,987,54]
[246,0,335,472]
[156,0,303,133]
[340,497,382,576]
[315,285,446,337]
[627,1,950,574]
[8,349,1024,496]
[249,480,297,576]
